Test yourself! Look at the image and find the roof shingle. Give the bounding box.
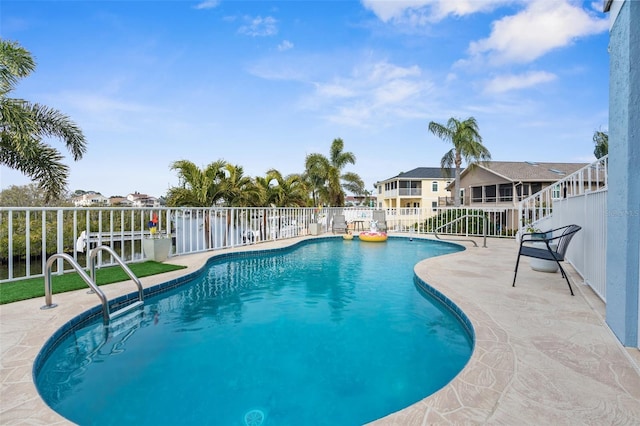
[475,161,589,182]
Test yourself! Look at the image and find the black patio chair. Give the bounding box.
[512,224,582,295]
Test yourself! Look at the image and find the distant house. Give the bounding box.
[72,192,109,207]
[452,161,590,207]
[375,167,457,212]
[345,195,376,207]
[127,192,159,208]
[109,196,133,207]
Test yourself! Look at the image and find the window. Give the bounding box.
[531,183,542,194]
[431,201,437,211]
[552,184,561,199]
[471,186,482,202]
[484,185,497,202]
[432,181,438,192]
[499,184,513,202]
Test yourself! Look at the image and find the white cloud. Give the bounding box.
[193,1,219,10]
[314,83,356,99]
[468,0,608,65]
[373,79,424,104]
[60,92,149,114]
[238,16,278,37]
[483,71,557,94]
[360,0,515,24]
[277,40,294,51]
[309,60,434,127]
[369,62,421,81]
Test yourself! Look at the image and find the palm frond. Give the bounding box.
[30,103,87,160]
[0,40,36,94]
[0,138,68,202]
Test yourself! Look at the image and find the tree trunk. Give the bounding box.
[454,154,462,207]
[204,210,211,250]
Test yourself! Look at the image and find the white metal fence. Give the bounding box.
[0,205,518,283]
[518,156,609,301]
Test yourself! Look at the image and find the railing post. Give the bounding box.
[57,209,64,276]
[42,265,56,309]
[7,210,13,280]
[25,210,30,279]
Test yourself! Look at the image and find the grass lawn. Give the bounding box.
[0,261,187,304]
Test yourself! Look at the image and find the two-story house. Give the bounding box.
[375,167,458,213]
[127,192,160,208]
[71,192,110,207]
[451,161,590,207]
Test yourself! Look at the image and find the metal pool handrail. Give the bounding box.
[434,214,488,248]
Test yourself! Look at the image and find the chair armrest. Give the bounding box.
[519,224,580,247]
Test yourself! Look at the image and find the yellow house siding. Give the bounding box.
[377,176,452,213]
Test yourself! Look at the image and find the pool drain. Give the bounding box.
[244,409,265,426]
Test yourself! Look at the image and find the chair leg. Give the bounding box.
[557,264,574,296]
[512,254,522,287]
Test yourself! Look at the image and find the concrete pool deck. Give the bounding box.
[1,235,639,424]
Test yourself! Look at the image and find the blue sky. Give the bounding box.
[1,0,610,198]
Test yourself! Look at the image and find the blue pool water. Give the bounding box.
[35,238,472,425]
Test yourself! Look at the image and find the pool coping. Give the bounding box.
[1,235,639,424]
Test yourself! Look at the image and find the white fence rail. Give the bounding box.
[0,205,518,283]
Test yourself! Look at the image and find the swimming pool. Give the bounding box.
[35,237,473,425]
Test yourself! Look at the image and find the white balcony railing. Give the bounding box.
[518,155,608,229]
[383,188,422,197]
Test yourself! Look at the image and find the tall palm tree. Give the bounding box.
[428,117,491,207]
[0,39,87,203]
[305,138,364,206]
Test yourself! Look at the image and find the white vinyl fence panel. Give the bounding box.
[546,190,607,301]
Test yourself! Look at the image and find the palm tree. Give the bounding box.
[428,117,491,207]
[249,169,309,241]
[166,159,227,207]
[266,169,309,207]
[593,130,608,159]
[216,163,257,246]
[305,138,364,206]
[166,159,227,249]
[304,156,330,207]
[0,39,87,203]
[249,171,278,241]
[251,172,279,207]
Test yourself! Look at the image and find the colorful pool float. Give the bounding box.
[358,231,388,242]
